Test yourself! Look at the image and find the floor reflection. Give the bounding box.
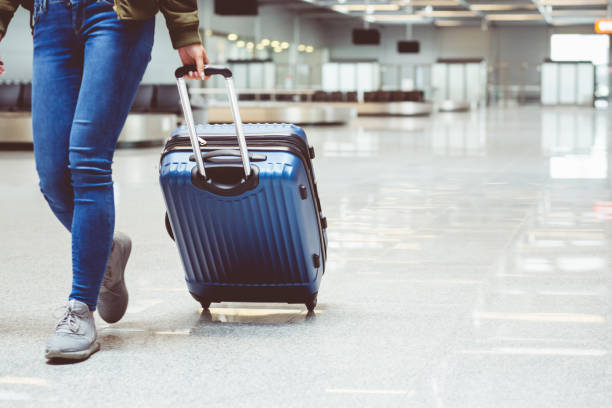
[427,159,612,404]
[430,110,487,156]
[542,108,608,179]
[193,305,317,328]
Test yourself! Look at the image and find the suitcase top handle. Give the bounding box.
[175,65,232,79]
[175,64,252,181]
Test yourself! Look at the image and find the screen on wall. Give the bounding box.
[214,0,259,16]
[397,41,420,53]
[352,29,381,45]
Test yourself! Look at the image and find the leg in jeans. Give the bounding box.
[68,2,154,309]
[32,0,154,310]
[32,0,82,231]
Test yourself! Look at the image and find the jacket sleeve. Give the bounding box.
[0,0,23,37]
[158,0,201,49]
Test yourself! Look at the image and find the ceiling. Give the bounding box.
[264,0,612,26]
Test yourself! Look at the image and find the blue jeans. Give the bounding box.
[32,0,154,310]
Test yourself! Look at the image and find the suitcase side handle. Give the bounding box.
[189,150,267,163]
[175,65,252,181]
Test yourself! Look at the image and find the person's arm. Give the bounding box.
[0,0,21,40]
[159,0,209,80]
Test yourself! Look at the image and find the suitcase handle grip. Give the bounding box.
[189,150,267,163]
[175,64,251,181]
[174,65,232,79]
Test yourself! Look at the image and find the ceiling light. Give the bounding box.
[236,40,245,48]
[306,46,314,53]
[246,42,254,49]
[281,42,290,49]
[486,14,545,21]
[271,40,280,48]
[332,4,400,12]
[227,33,238,41]
[205,29,213,37]
[256,43,265,50]
[538,0,607,5]
[419,10,478,17]
[435,20,464,27]
[471,4,537,11]
[552,9,606,17]
[400,0,459,5]
[261,38,270,46]
[298,44,306,52]
[366,14,425,22]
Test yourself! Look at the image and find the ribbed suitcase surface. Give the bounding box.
[160,123,327,305]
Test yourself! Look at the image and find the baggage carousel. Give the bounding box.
[0,113,177,149]
[437,101,472,112]
[0,100,430,149]
[116,114,178,147]
[206,101,432,123]
[351,101,433,117]
[206,102,356,125]
[0,113,33,149]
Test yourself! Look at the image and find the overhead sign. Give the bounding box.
[595,19,612,34]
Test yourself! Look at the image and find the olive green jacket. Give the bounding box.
[0,0,201,49]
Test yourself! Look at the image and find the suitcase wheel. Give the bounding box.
[165,212,175,241]
[305,294,318,312]
[190,292,211,310]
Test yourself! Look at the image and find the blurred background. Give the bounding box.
[3,0,612,137]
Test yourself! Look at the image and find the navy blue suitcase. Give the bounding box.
[159,66,327,311]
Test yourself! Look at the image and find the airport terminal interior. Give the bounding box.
[2,0,612,406]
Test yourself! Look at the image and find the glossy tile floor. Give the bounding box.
[1,106,612,406]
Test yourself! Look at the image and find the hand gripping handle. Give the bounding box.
[174,65,251,179]
[174,65,232,79]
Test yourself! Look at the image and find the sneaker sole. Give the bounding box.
[45,342,101,361]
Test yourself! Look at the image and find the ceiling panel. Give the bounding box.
[295,0,612,26]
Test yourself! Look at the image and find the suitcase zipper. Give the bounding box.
[162,134,311,161]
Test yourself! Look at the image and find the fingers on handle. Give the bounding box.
[196,58,205,81]
[202,47,211,80]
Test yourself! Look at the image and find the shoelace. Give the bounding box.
[55,306,81,334]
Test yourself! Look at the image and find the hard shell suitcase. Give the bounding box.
[159,65,327,311]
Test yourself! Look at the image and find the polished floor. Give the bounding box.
[1,106,612,407]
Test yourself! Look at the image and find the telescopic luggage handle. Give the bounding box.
[174,65,252,180]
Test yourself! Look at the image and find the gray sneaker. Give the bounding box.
[45,299,100,360]
[97,232,132,324]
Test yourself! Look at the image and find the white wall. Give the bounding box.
[324,22,572,87]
